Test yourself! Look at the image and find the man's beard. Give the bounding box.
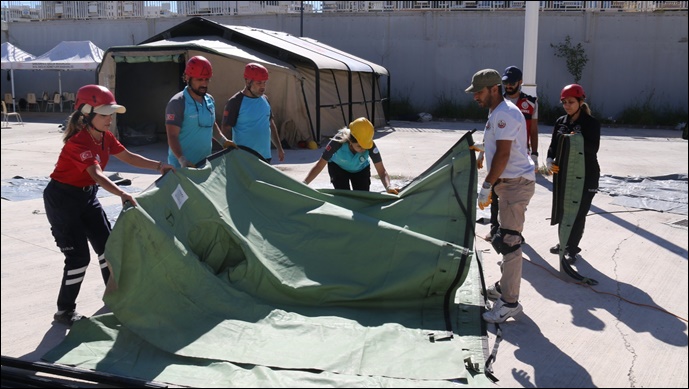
[191,86,207,96]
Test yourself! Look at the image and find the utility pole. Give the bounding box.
[522,2,539,98]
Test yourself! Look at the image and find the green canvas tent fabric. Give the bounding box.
[43,132,491,387]
[550,133,597,284]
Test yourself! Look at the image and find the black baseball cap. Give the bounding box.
[502,66,523,83]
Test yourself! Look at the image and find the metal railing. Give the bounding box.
[1,1,686,22]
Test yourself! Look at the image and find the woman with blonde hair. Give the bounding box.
[303,117,398,193]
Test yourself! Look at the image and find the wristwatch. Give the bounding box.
[482,181,492,189]
[531,152,539,156]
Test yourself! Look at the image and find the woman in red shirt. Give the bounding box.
[44,84,174,326]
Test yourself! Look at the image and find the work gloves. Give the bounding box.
[470,143,485,169]
[469,142,485,153]
[178,156,195,168]
[476,152,485,169]
[546,157,559,174]
[478,182,492,210]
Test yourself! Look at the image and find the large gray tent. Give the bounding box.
[98,17,389,146]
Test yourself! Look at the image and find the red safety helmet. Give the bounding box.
[244,62,269,81]
[560,84,586,100]
[75,84,126,115]
[185,56,213,79]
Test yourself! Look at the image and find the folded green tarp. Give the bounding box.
[44,132,490,387]
[551,133,597,284]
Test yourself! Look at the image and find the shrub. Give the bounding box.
[551,35,589,84]
[386,90,418,121]
[615,97,687,127]
[401,87,687,128]
[429,94,486,121]
[537,92,564,125]
[430,92,459,119]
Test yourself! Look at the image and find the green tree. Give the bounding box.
[551,35,589,84]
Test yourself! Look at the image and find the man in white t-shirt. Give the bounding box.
[466,68,536,324]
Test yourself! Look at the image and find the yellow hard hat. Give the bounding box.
[349,117,374,149]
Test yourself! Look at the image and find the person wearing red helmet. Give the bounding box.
[302,117,399,193]
[44,84,175,326]
[165,55,234,168]
[546,84,601,264]
[221,62,284,163]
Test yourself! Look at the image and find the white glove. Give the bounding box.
[178,156,195,168]
[478,182,492,210]
[470,142,485,153]
[531,153,538,170]
[546,157,554,171]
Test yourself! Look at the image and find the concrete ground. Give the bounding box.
[1,112,687,387]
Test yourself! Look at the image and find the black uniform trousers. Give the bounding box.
[327,162,371,191]
[43,180,111,312]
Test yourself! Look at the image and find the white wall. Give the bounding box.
[2,10,687,119]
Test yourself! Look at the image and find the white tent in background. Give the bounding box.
[15,41,104,112]
[1,42,37,112]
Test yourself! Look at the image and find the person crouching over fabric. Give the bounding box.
[302,117,399,194]
[43,84,174,326]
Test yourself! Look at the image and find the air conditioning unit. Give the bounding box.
[88,2,98,14]
[55,4,63,14]
[123,3,134,12]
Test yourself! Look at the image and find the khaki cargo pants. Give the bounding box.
[493,176,535,304]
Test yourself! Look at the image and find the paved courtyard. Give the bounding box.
[2,112,687,387]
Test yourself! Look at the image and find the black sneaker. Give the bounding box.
[549,244,560,254]
[53,310,86,326]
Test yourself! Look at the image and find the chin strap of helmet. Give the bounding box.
[565,98,583,122]
[245,81,260,98]
[87,122,105,150]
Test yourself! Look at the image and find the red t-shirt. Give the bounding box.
[50,130,125,187]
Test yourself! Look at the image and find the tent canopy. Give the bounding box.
[1,42,36,69]
[1,42,37,112]
[12,41,104,112]
[100,17,389,146]
[14,40,103,70]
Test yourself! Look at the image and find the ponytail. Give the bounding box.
[580,101,592,116]
[62,111,95,143]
